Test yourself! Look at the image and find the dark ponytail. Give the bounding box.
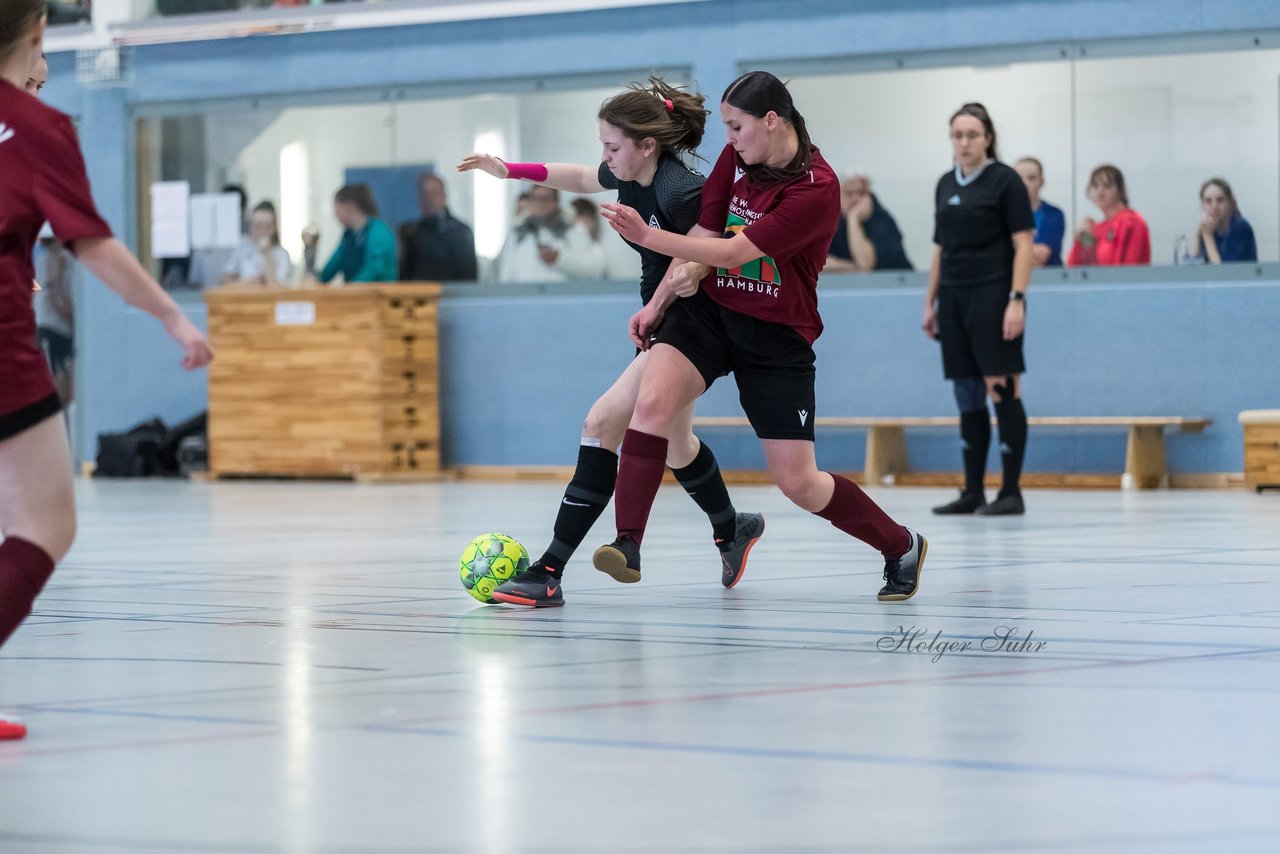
[721,70,814,186]
[598,76,709,161]
[949,102,999,161]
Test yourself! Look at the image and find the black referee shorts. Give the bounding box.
[654,292,817,441]
[938,282,1026,380]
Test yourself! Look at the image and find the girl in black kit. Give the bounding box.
[457,77,764,606]
[923,103,1035,516]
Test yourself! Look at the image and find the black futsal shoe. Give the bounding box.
[718,512,765,589]
[931,491,987,515]
[592,536,642,584]
[491,566,565,608]
[975,492,1025,516]
[878,528,928,602]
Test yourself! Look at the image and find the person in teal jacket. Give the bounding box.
[319,184,398,283]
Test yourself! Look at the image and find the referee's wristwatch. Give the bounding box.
[1009,291,1026,302]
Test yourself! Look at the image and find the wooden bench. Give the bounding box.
[691,415,1213,490]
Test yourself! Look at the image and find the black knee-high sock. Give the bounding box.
[994,395,1028,497]
[671,440,737,544]
[960,407,991,497]
[537,445,618,577]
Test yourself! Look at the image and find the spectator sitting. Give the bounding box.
[570,197,603,242]
[824,174,911,272]
[319,184,398,284]
[1196,177,1256,264]
[497,184,605,283]
[1067,165,1150,266]
[566,197,610,278]
[222,201,293,286]
[1014,157,1065,267]
[399,174,478,282]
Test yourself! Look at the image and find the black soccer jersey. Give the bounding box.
[597,154,704,304]
[932,161,1034,289]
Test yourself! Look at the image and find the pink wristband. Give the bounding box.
[503,161,549,182]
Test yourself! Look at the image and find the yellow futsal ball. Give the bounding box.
[459,532,530,603]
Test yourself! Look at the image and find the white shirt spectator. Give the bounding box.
[223,235,293,284]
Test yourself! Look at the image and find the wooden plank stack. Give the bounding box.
[1240,410,1280,491]
[203,283,442,481]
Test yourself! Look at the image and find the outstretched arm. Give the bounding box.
[73,237,213,369]
[457,154,606,195]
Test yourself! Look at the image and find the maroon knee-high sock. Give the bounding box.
[615,429,669,545]
[0,537,56,648]
[815,474,911,557]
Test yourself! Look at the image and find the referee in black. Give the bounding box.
[923,103,1035,516]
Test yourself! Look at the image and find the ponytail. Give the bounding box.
[598,76,709,161]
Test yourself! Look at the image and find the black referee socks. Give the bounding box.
[993,394,1027,497]
[959,407,991,497]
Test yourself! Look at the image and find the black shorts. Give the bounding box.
[0,391,61,443]
[938,282,1026,380]
[655,292,816,441]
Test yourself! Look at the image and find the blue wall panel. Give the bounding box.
[435,279,1280,475]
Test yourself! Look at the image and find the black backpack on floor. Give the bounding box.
[95,418,168,478]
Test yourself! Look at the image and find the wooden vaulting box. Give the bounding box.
[1240,410,1280,491]
[203,283,442,481]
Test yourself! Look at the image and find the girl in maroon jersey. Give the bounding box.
[595,71,927,602]
[0,2,213,740]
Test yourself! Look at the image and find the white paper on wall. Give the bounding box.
[150,181,191,259]
[190,193,243,251]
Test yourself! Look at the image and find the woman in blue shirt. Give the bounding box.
[319,184,398,284]
[1197,178,1256,264]
[1014,157,1064,267]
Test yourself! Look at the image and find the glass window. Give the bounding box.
[1074,47,1279,266]
[135,79,681,287]
[788,58,1073,272]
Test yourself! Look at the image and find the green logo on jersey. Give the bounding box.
[720,213,781,287]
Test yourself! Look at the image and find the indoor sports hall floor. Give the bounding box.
[1,479,1277,852]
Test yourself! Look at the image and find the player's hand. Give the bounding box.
[630,303,664,350]
[922,301,939,340]
[457,154,509,179]
[164,311,213,370]
[1003,299,1025,341]
[600,203,649,245]
[668,261,708,298]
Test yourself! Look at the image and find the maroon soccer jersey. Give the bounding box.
[696,144,840,343]
[0,80,112,417]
